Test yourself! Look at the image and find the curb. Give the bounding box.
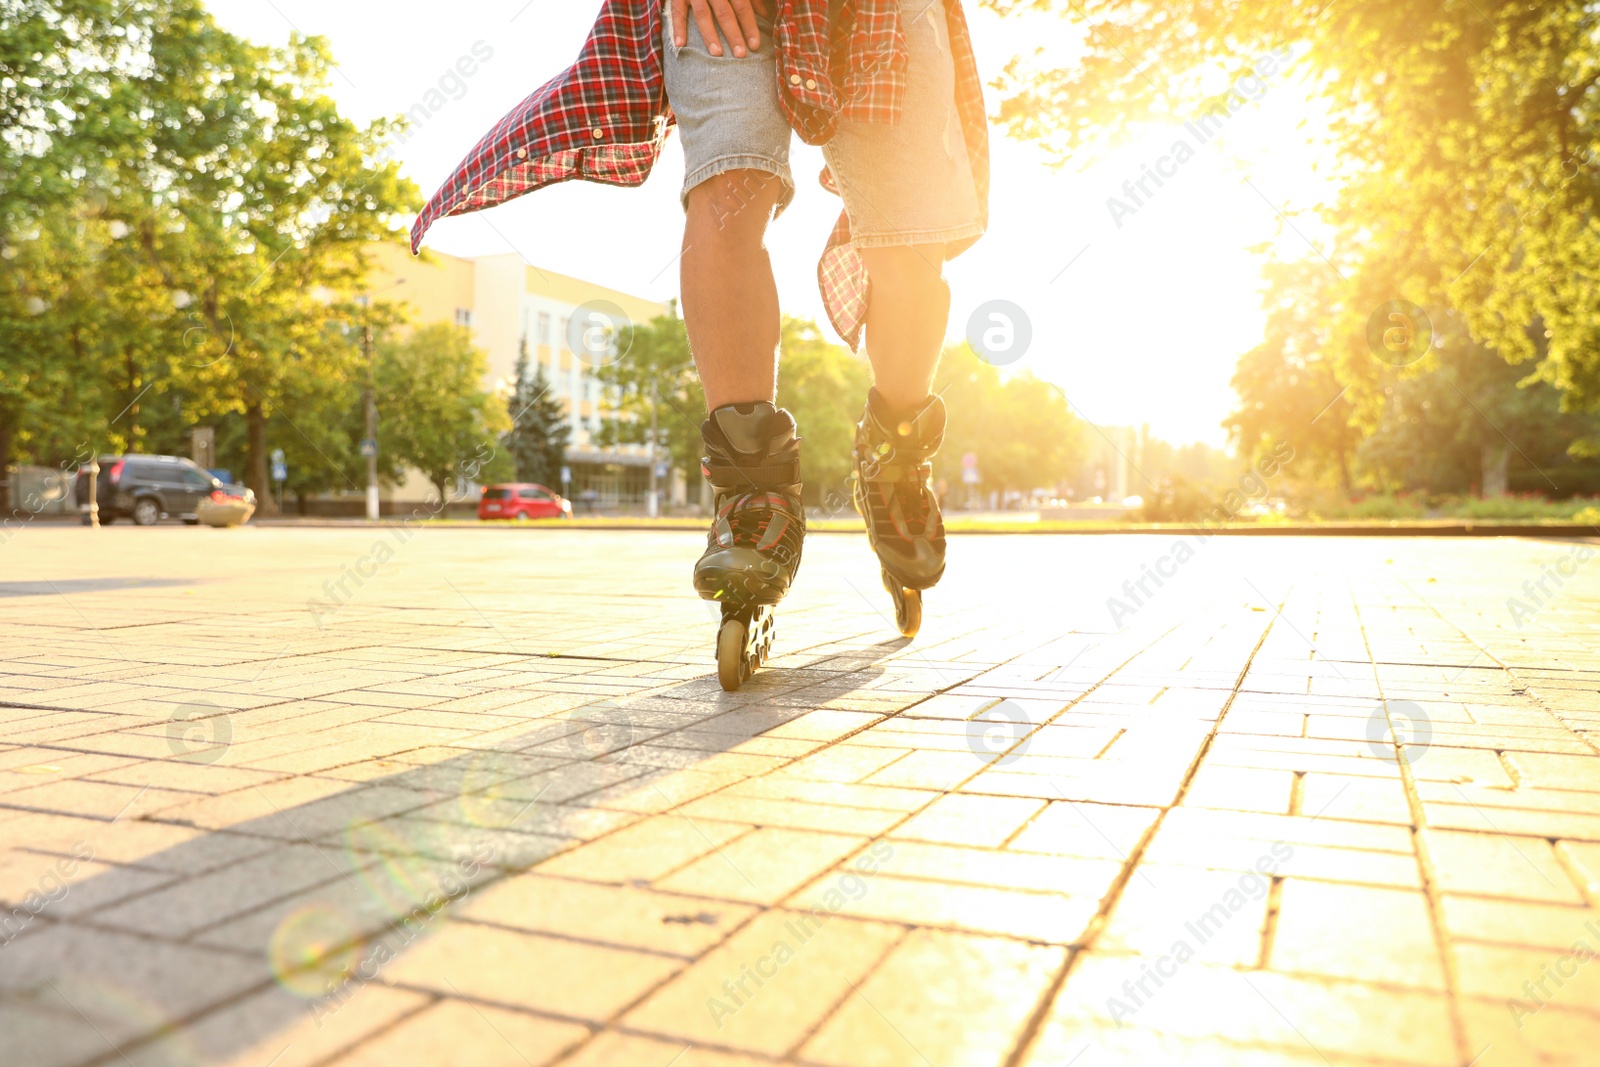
[248,519,1600,538]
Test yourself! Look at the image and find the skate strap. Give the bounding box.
[702,457,802,489]
[859,454,934,482]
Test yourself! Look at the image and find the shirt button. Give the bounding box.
[516,147,527,159]
[789,73,802,85]
[592,128,605,139]
[805,78,817,90]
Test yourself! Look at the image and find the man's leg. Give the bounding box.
[663,0,804,688]
[680,169,785,409]
[683,170,806,688]
[846,243,953,624]
[857,245,951,411]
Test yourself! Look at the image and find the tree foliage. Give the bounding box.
[504,341,571,487]
[0,0,417,514]
[375,324,509,501]
[993,0,1600,494]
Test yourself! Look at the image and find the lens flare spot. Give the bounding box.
[268,905,363,999]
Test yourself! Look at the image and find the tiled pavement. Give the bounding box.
[3,526,1600,1067]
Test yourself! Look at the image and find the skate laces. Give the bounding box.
[712,490,805,569]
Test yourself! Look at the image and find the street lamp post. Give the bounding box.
[363,321,378,521]
[356,278,402,523]
[647,392,659,519]
[83,455,99,528]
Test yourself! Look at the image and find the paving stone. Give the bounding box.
[555,1032,773,1067]
[674,793,903,835]
[122,983,428,1067]
[799,929,1064,1067]
[534,814,752,884]
[1440,896,1600,950]
[1033,953,1458,1066]
[326,999,589,1067]
[1461,997,1600,1067]
[794,869,1099,944]
[1422,828,1585,904]
[458,873,756,955]
[657,827,868,904]
[382,920,683,1022]
[12,528,1600,1065]
[1268,879,1446,989]
[1098,862,1275,966]
[1182,765,1295,814]
[1006,799,1160,860]
[622,909,903,1055]
[887,792,1047,847]
[0,925,271,1052]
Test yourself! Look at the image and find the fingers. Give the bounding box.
[689,0,724,56]
[751,0,773,19]
[700,0,758,56]
[672,0,689,47]
[724,0,762,52]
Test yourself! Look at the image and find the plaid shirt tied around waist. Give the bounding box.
[409,0,989,350]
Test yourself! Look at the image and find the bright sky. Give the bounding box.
[207,0,1338,449]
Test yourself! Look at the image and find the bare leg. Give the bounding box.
[858,245,951,411]
[680,169,786,410]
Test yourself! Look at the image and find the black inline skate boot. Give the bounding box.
[694,402,806,690]
[852,388,947,638]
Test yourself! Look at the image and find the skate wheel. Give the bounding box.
[890,585,922,639]
[716,606,776,692]
[717,616,748,691]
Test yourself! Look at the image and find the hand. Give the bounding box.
[672,0,773,58]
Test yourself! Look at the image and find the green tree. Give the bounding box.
[504,341,571,486]
[1224,261,1363,494]
[993,0,1600,418]
[774,317,873,504]
[1358,315,1595,497]
[595,309,706,485]
[375,324,508,502]
[932,343,1085,502]
[1,0,418,516]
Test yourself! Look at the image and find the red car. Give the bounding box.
[478,483,571,520]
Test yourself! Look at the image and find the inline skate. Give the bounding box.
[694,402,805,690]
[852,389,947,638]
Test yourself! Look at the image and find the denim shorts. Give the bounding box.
[662,0,983,250]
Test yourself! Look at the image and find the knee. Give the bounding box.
[685,169,783,244]
[860,246,949,305]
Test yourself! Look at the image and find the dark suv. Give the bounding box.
[74,454,225,525]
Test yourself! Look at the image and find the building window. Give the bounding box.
[454,308,474,327]
[559,318,569,351]
[537,312,551,346]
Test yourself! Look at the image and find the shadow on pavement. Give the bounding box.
[0,650,897,1067]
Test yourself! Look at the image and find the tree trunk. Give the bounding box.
[123,351,142,449]
[246,400,277,517]
[1337,449,1353,498]
[1480,440,1510,498]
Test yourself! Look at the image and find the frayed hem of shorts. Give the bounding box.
[846,222,985,251]
[680,156,796,218]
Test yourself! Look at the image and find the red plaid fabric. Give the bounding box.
[409,0,989,351]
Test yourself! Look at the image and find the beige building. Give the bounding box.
[363,241,673,506]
